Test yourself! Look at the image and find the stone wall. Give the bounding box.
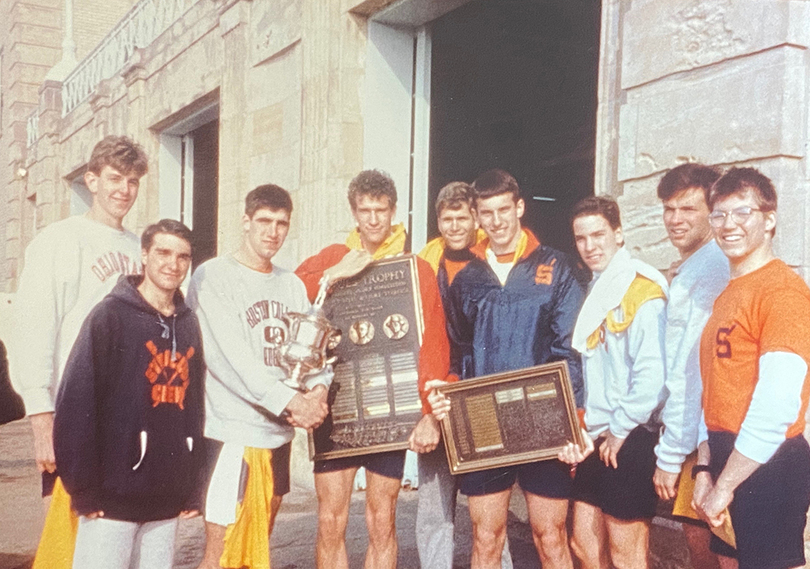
[0,0,64,290]
[598,0,810,277]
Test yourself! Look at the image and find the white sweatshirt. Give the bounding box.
[655,241,729,472]
[576,249,668,439]
[187,255,332,449]
[12,216,142,415]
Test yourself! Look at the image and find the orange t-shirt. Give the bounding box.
[700,260,810,437]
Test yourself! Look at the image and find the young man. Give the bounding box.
[54,219,204,569]
[296,169,450,569]
[694,168,810,569]
[188,185,331,569]
[562,196,667,569]
[416,182,513,569]
[14,135,148,491]
[651,164,735,569]
[431,169,585,569]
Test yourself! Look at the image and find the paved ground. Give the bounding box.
[1,417,693,569]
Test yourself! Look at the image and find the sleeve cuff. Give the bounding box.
[303,366,334,391]
[259,383,299,417]
[655,455,684,474]
[608,409,636,439]
[70,489,101,516]
[22,389,55,416]
[734,430,780,464]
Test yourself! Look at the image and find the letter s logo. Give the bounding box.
[715,324,737,359]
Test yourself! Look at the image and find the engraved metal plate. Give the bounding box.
[439,361,583,474]
[309,255,425,461]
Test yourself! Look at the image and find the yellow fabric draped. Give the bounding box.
[221,447,275,569]
[418,229,488,274]
[32,477,78,569]
[418,237,445,274]
[586,276,666,350]
[345,223,407,260]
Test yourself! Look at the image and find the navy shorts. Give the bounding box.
[314,449,406,480]
[572,425,659,520]
[459,458,572,498]
[708,431,810,569]
[42,470,58,497]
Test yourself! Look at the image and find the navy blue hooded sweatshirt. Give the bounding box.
[54,275,205,522]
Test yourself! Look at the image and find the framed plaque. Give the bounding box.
[309,255,425,461]
[439,361,583,474]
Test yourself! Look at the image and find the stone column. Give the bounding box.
[297,1,368,258]
[123,49,152,232]
[30,80,65,227]
[216,0,252,256]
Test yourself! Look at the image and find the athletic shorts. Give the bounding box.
[572,425,659,520]
[459,458,572,498]
[708,431,810,569]
[202,438,291,526]
[314,449,406,480]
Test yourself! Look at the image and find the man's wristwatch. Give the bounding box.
[691,464,712,479]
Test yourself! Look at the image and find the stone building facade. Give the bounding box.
[2,0,810,494]
[3,0,809,290]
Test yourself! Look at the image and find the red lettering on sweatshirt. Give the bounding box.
[145,341,194,409]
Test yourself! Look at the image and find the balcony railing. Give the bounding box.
[62,0,200,116]
[27,111,39,148]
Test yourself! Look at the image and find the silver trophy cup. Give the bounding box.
[278,278,339,391]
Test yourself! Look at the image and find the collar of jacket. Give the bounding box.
[345,222,407,260]
[470,228,540,263]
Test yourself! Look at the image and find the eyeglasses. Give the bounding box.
[708,206,762,227]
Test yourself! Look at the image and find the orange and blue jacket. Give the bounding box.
[442,229,586,406]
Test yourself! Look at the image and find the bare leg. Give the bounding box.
[196,522,226,569]
[570,501,609,569]
[468,489,511,569]
[315,467,357,569]
[604,514,650,569]
[524,492,572,569]
[683,524,722,569]
[268,495,283,536]
[364,471,401,569]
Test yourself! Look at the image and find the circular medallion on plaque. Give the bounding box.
[383,313,409,340]
[349,320,374,345]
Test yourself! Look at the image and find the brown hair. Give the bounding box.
[709,167,777,212]
[87,136,148,177]
[657,163,721,204]
[471,169,520,204]
[141,219,193,252]
[245,184,293,217]
[571,196,622,230]
[348,170,397,210]
[435,181,474,215]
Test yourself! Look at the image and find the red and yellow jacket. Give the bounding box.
[296,224,452,413]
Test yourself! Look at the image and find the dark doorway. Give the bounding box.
[189,119,219,268]
[428,0,601,255]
